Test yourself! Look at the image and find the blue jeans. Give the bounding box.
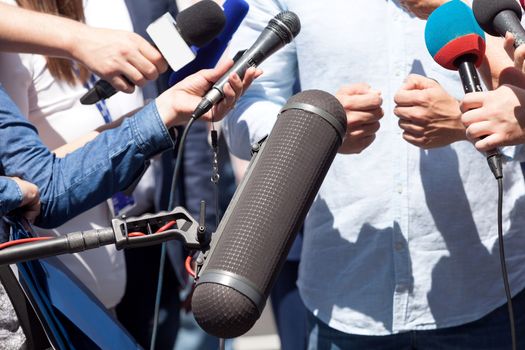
[271,260,307,350]
[307,288,525,350]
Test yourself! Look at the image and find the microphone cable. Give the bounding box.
[149,114,200,350]
[496,175,516,350]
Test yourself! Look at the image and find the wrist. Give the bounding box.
[155,95,179,128]
[65,21,89,62]
[453,116,469,142]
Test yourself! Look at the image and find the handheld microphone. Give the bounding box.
[191,90,347,338]
[425,0,502,179]
[80,0,226,105]
[473,0,525,46]
[168,0,249,86]
[191,11,301,119]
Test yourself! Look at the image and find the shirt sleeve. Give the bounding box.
[222,0,299,160]
[0,177,22,216]
[0,86,174,228]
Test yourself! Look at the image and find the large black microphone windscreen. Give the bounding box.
[191,90,347,338]
[176,0,226,47]
[473,0,522,36]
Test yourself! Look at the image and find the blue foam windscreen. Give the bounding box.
[425,0,485,57]
[169,0,249,86]
[425,0,486,69]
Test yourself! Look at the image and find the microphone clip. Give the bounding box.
[112,206,211,251]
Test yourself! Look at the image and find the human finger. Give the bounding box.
[398,119,425,136]
[465,120,493,141]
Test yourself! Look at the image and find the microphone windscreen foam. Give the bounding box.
[176,0,226,47]
[168,0,249,85]
[425,0,486,70]
[191,90,346,338]
[472,0,522,36]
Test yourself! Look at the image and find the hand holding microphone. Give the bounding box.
[191,10,301,119]
[80,0,226,104]
[154,59,261,127]
[425,0,503,178]
[460,84,525,150]
[335,83,383,154]
[75,28,168,94]
[473,0,525,71]
[394,74,466,149]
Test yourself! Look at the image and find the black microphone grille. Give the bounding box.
[175,0,226,47]
[268,11,301,43]
[473,0,523,36]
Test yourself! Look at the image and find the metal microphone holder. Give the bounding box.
[0,206,211,266]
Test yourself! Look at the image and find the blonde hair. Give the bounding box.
[17,0,89,84]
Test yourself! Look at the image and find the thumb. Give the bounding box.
[401,74,439,91]
[504,32,516,59]
[339,82,372,95]
[338,83,382,98]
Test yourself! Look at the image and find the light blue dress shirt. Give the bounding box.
[223,0,525,336]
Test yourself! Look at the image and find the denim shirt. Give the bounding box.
[0,85,174,229]
[0,177,22,217]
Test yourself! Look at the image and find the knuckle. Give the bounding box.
[405,74,418,83]
[371,94,382,106]
[127,31,141,44]
[465,127,476,140]
[412,109,427,121]
[145,66,158,80]
[341,99,355,111]
[118,46,132,58]
[393,107,402,117]
[152,50,164,64]
[104,61,119,76]
[357,82,371,90]
[133,74,146,87]
[419,91,430,104]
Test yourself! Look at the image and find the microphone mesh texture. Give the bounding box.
[192,90,346,338]
[268,11,301,43]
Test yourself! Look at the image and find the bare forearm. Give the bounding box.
[53,108,140,157]
[0,3,83,60]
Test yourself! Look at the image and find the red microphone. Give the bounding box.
[521,0,525,10]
